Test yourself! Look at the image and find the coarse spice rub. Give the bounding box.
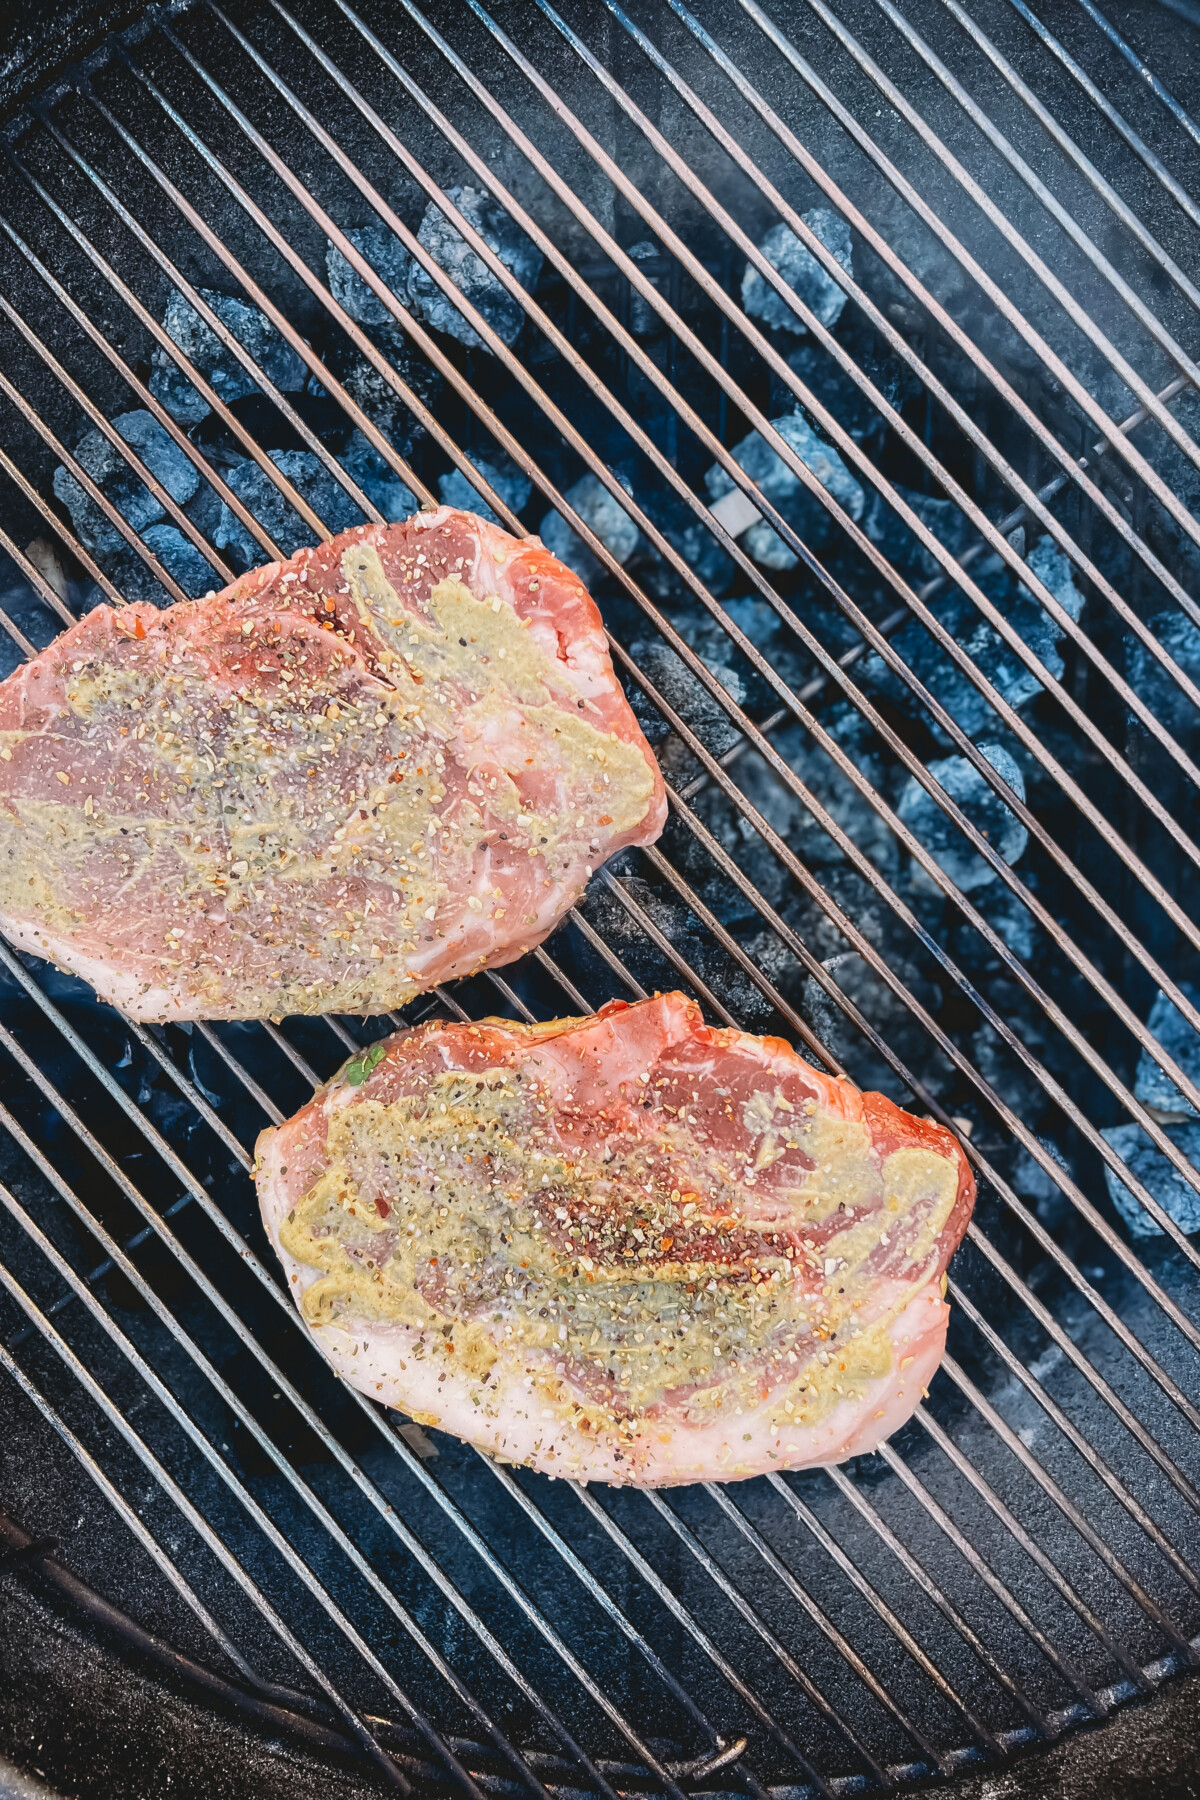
[256,993,976,1486]
[0,508,665,1020]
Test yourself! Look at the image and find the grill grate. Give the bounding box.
[0,0,1199,1790]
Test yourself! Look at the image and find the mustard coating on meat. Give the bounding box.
[0,549,655,1016]
[278,1064,961,1435]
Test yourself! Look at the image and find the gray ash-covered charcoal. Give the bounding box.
[859,577,1067,743]
[1010,1135,1072,1219]
[1018,535,1085,626]
[741,209,853,336]
[800,949,947,1104]
[149,288,307,426]
[704,411,863,569]
[139,524,218,599]
[653,492,735,596]
[627,240,665,337]
[408,187,543,351]
[770,712,899,881]
[1126,610,1200,741]
[950,875,1037,967]
[540,471,638,583]
[897,742,1027,892]
[1101,1121,1200,1237]
[438,451,532,525]
[1134,983,1200,1118]
[53,410,200,561]
[628,638,745,764]
[326,225,412,330]
[860,505,1082,743]
[339,429,416,523]
[214,449,365,567]
[321,352,439,465]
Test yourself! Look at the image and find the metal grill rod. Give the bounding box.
[514,0,1200,866]
[19,113,363,546]
[747,1478,1008,1755]
[961,0,1200,260]
[51,63,435,519]
[0,1103,609,1800]
[0,276,233,583]
[482,1462,842,1794]
[910,1403,1150,1692]
[115,3,1200,1180]
[0,1247,417,1791]
[0,961,867,1800]
[53,0,1200,1101]
[0,1331,277,1696]
[872,1440,1102,1712]
[726,0,1200,566]
[0,870,1182,1776]
[884,0,1200,351]
[656,0,1200,720]
[771,0,1200,502]
[260,0,1200,1102]
[596,0,1200,724]
[1,137,396,549]
[820,1464,1054,1738]
[940,1357,1193,1661]
[1071,0,1200,151]
[1004,0,1200,234]
[0,444,123,608]
[0,1019,706,1800]
[0,539,56,654]
[948,1282,1200,1609]
[0,357,188,600]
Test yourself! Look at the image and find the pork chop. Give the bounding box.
[0,509,665,1019]
[256,993,975,1485]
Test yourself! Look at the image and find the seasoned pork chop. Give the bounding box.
[0,509,664,1019]
[256,994,975,1485]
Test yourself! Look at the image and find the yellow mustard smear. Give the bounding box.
[279,1062,961,1438]
[0,550,655,1015]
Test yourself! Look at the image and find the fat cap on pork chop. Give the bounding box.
[0,509,665,1019]
[256,992,975,1486]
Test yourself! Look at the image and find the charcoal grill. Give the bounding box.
[0,0,1199,1793]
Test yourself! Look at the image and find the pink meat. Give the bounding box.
[0,509,665,1019]
[256,993,975,1486]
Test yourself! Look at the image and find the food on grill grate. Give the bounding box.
[256,992,974,1485]
[0,508,665,1020]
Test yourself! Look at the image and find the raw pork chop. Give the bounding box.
[256,993,974,1486]
[0,509,664,1019]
